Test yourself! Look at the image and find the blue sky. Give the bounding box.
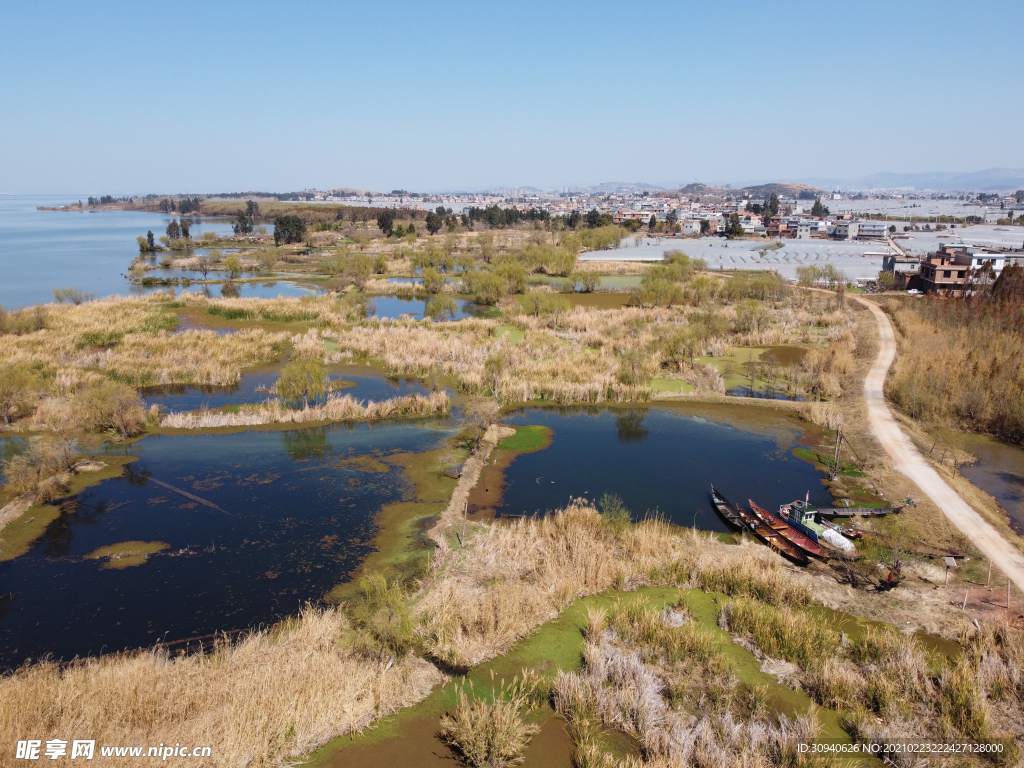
[1,0,1021,194]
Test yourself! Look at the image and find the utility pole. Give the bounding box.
[830,428,843,481]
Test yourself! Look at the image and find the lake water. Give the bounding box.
[489,405,830,531]
[0,196,251,308]
[0,421,451,667]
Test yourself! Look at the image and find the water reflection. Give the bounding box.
[368,295,487,321]
[140,367,432,413]
[495,405,829,530]
[958,434,1024,533]
[0,437,30,483]
[616,410,650,442]
[283,426,332,461]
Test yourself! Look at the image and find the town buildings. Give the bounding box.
[890,243,1010,295]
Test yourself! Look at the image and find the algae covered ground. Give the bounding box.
[308,585,940,768]
[497,424,553,453]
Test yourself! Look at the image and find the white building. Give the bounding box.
[857,222,888,240]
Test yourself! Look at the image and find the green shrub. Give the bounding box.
[347,572,416,660]
[276,359,328,408]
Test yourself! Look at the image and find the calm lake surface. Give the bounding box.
[496,405,830,531]
[0,195,253,308]
[0,421,451,667]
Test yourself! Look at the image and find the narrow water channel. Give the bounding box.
[958,433,1024,534]
[140,366,431,413]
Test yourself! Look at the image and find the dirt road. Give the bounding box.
[855,295,1024,591]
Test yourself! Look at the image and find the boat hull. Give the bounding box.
[750,500,827,558]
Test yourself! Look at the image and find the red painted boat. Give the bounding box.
[749,500,827,558]
[733,505,809,566]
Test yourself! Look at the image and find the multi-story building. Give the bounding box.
[919,252,969,295]
[857,222,888,239]
[881,254,922,289]
[833,221,859,240]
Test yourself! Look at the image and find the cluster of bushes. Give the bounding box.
[0,305,47,335]
[0,366,146,438]
[462,264,528,305]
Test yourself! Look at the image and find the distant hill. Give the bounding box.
[677,182,823,198]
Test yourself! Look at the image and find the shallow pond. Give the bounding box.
[483,405,829,531]
[140,367,431,413]
[131,280,321,300]
[367,295,488,321]
[0,421,451,667]
[958,434,1024,534]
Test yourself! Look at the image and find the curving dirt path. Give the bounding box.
[854,295,1024,591]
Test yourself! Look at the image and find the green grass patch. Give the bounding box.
[495,326,525,344]
[648,378,695,394]
[206,305,319,323]
[792,447,866,476]
[497,425,553,453]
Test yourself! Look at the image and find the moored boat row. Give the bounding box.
[710,487,810,566]
[709,486,863,564]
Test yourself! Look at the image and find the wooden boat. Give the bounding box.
[815,505,904,518]
[733,505,809,566]
[749,500,827,558]
[709,485,744,530]
[820,517,864,540]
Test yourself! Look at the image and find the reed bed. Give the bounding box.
[160,391,450,429]
[438,675,540,768]
[0,606,442,768]
[552,600,825,768]
[719,599,838,668]
[723,600,1024,750]
[327,319,653,404]
[884,296,1024,441]
[417,503,801,670]
[0,296,287,389]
